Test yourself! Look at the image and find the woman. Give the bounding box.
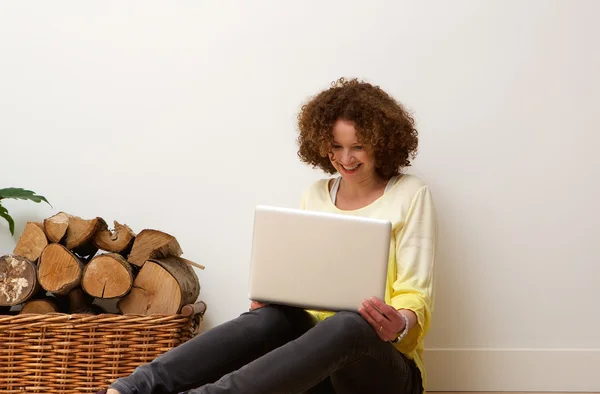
[103,77,437,394]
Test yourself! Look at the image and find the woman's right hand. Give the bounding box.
[106,389,120,394]
[249,301,267,311]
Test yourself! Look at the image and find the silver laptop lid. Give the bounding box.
[248,205,391,312]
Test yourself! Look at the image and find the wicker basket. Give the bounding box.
[0,301,206,394]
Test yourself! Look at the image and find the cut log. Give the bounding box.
[82,253,133,299]
[31,222,45,231]
[13,222,49,262]
[0,254,41,306]
[118,257,199,315]
[68,287,88,312]
[66,287,103,314]
[65,215,106,258]
[93,221,136,254]
[44,212,71,243]
[20,297,59,314]
[127,229,182,267]
[152,256,200,305]
[38,244,84,295]
[93,298,119,314]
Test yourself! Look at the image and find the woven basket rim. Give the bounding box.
[0,300,207,322]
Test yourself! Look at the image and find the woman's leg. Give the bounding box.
[109,305,315,394]
[329,354,422,394]
[187,311,421,394]
[302,377,335,394]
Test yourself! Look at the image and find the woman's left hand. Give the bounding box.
[358,297,406,342]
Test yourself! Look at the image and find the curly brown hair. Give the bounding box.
[297,77,418,180]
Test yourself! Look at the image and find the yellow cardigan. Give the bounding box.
[300,174,438,392]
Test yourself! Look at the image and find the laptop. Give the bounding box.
[247,205,391,312]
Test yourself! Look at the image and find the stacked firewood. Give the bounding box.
[0,212,203,316]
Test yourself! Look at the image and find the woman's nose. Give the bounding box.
[338,150,354,164]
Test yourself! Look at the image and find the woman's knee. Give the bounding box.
[251,304,314,336]
[325,311,373,336]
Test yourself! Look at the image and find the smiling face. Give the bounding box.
[328,119,378,182]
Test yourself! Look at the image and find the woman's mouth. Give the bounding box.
[340,163,361,174]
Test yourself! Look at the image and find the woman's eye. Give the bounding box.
[353,146,363,150]
[331,145,341,150]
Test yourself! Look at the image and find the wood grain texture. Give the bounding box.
[82,253,133,299]
[38,244,84,295]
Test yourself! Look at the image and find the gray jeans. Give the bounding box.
[109,305,422,394]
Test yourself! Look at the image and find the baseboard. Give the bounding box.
[424,348,600,392]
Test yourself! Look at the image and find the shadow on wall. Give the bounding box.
[424,192,472,350]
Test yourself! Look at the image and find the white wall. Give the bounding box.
[1,1,599,391]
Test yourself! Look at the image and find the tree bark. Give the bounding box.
[127,229,182,267]
[64,215,106,258]
[44,212,71,243]
[20,297,59,314]
[65,287,104,314]
[93,221,136,254]
[151,256,200,308]
[118,257,199,315]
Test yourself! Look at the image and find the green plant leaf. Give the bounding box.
[0,188,51,206]
[0,203,15,235]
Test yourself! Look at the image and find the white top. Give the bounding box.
[329,175,399,204]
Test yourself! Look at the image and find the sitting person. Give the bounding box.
[103,77,437,394]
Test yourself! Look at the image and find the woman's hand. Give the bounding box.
[358,297,406,342]
[249,301,267,311]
